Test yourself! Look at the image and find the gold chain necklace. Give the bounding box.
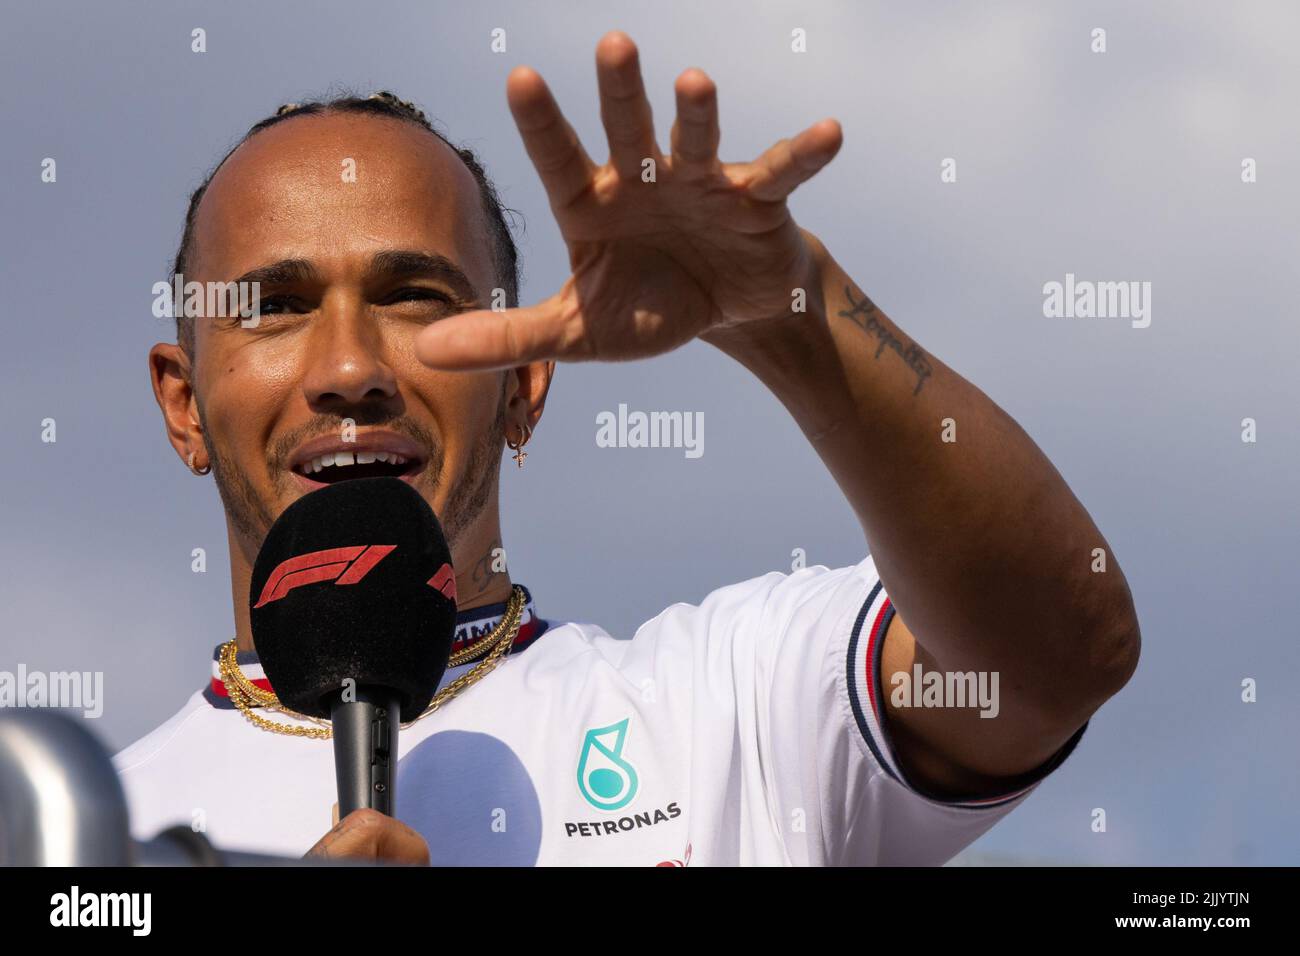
[218,585,527,738]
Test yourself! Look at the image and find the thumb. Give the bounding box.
[415,294,577,371]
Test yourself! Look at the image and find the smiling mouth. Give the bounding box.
[292,450,420,485]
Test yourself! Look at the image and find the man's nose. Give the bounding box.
[301,295,399,410]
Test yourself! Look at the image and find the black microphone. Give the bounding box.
[248,476,458,818]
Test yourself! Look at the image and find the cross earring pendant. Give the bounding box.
[509,423,532,469]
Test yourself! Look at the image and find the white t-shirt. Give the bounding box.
[113,555,1085,865]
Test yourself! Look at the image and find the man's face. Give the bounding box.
[184,112,507,554]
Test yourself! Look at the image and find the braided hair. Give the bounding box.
[171,90,521,353]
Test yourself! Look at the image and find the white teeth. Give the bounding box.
[299,449,412,475]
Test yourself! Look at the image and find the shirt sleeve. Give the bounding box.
[697,553,1087,866]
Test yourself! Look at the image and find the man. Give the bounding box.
[117,31,1139,865]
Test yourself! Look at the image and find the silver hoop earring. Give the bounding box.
[187,450,211,476]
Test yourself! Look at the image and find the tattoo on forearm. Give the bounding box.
[837,286,932,396]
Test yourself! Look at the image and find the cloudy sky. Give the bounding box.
[2,0,1297,864]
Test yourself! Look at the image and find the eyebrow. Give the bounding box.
[231,258,319,288]
[231,251,480,303]
[364,251,480,303]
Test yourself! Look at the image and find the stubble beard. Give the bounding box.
[198,397,506,558]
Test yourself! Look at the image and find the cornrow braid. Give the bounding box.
[171,90,521,354]
[365,90,427,122]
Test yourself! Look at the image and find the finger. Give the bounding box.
[306,810,429,865]
[308,808,376,855]
[415,295,581,371]
[374,818,431,866]
[304,816,350,858]
[670,68,720,175]
[736,118,843,202]
[506,66,597,211]
[595,31,662,179]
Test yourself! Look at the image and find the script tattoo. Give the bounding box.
[469,537,503,594]
[837,286,932,396]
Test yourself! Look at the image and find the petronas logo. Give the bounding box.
[576,717,639,811]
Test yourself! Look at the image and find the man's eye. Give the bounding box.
[251,296,299,316]
[384,288,453,306]
[237,290,454,324]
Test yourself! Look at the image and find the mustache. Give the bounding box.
[268,414,441,471]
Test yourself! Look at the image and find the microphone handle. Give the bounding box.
[330,686,401,818]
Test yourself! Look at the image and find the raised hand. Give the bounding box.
[415,30,842,371]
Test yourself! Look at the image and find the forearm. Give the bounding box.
[703,232,1139,721]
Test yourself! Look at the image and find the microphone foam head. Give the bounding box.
[249,476,457,720]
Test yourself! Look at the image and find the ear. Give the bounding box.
[505,359,556,431]
[149,343,206,470]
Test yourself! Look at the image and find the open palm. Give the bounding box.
[416,31,843,371]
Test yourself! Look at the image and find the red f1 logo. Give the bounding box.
[427,563,456,602]
[254,545,396,608]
